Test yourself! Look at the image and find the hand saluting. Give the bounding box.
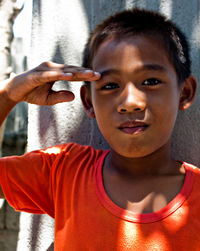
[2,61,100,106]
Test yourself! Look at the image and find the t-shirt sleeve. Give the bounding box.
[0,144,71,217]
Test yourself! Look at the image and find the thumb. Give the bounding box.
[46,90,75,105]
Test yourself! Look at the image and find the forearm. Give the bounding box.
[0,78,17,126]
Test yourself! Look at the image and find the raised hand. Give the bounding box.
[1,61,100,106]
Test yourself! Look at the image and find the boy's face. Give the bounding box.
[83,36,188,158]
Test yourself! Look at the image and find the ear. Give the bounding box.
[80,85,95,118]
[179,75,197,110]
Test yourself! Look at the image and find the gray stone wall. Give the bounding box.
[1,0,200,250]
[0,203,19,251]
[3,37,28,158]
[0,37,27,251]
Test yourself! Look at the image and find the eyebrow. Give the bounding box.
[142,64,166,72]
[99,64,167,77]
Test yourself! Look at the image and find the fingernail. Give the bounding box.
[84,70,93,73]
[94,72,100,76]
[64,72,73,76]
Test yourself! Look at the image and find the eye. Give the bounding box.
[101,82,119,90]
[142,78,162,86]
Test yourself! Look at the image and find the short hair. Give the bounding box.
[82,8,191,85]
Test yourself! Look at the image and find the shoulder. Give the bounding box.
[48,143,108,188]
[40,142,104,159]
[183,162,200,175]
[0,143,105,169]
[183,161,200,188]
[39,143,108,170]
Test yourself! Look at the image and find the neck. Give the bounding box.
[106,142,181,177]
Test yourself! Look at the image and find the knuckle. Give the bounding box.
[39,61,52,68]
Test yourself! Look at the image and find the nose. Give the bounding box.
[117,82,146,113]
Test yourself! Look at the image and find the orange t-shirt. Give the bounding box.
[0,143,200,250]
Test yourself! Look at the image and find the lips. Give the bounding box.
[119,121,149,135]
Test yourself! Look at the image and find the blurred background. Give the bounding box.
[1,0,32,157]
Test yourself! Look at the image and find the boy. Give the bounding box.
[0,8,199,250]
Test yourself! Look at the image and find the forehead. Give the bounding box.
[92,35,175,75]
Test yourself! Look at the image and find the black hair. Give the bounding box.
[82,8,191,85]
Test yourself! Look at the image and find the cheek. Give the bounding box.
[150,92,179,130]
[91,95,116,132]
[91,89,115,114]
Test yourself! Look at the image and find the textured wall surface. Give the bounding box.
[0,37,27,251]
[15,0,200,250]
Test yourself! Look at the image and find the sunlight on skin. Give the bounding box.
[152,194,168,212]
[124,193,168,214]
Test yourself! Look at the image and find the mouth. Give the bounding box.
[118,121,149,135]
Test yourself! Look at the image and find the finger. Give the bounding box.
[62,71,101,81]
[46,90,75,105]
[63,65,100,77]
[36,61,65,70]
[35,62,101,81]
[26,66,101,86]
[24,70,74,86]
[63,65,90,72]
[37,63,90,73]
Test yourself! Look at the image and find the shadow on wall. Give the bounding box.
[33,0,42,26]
[38,45,63,146]
[38,43,89,146]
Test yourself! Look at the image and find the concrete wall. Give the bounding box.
[0,37,27,251]
[3,0,200,250]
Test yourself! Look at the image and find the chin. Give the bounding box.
[111,145,154,159]
[111,141,168,159]
[120,151,154,159]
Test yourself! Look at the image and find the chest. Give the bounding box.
[102,173,185,214]
[54,177,200,251]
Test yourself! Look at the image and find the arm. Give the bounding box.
[0,61,100,198]
[0,79,17,126]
